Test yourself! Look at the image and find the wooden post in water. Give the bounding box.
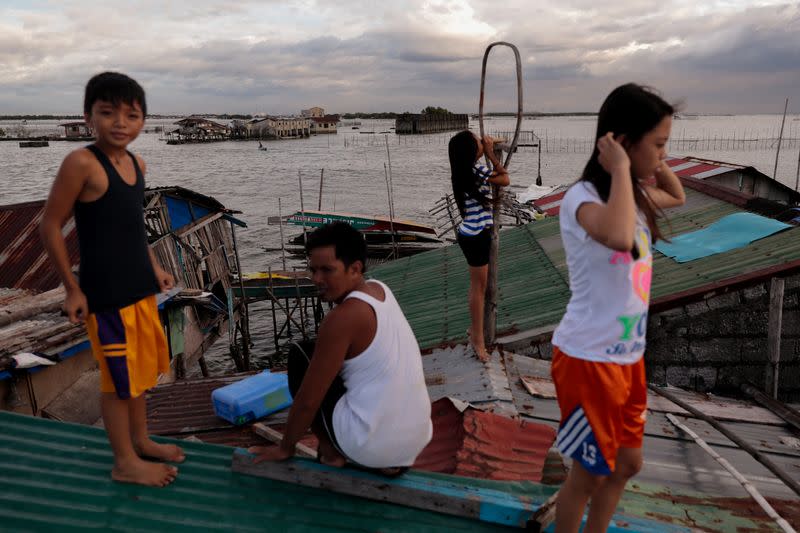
[384,163,398,259]
[774,98,789,180]
[278,198,287,271]
[766,277,785,399]
[298,170,308,266]
[231,221,252,370]
[317,168,324,211]
[795,137,800,192]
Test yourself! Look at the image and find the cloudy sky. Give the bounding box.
[2,0,799,115]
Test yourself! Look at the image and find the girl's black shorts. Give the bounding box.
[457,228,491,267]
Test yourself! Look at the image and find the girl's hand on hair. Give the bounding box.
[597,132,630,176]
[482,135,495,153]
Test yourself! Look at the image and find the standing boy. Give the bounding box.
[40,72,184,487]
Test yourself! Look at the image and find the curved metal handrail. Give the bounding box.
[478,41,523,169]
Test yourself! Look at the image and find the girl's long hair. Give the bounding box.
[581,83,674,242]
[449,130,489,217]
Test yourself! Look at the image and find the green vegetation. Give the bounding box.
[341,112,403,119]
[421,106,452,115]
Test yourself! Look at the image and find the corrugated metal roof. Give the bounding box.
[146,358,556,483]
[530,155,782,218]
[413,397,556,482]
[373,183,800,349]
[0,200,79,292]
[3,410,794,531]
[0,410,519,532]
[423,345,516,414]
[503,351,800,503]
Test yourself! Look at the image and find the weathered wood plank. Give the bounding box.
[231,450,539,528]
[251,423,317,459]
[766,277,785,399]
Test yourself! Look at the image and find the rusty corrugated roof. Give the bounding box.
[145,361,558,484]
[413,397,556,482]
[0,200,79,292]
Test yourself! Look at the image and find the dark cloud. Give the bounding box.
[1,1,799,114]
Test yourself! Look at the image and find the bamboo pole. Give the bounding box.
[774,98,789,180]
[795,135,800,192]
[741,382,800,432]
[317,168,324,211]
[384,135,399,258]
[298,170,308,266]
[649,384,800,497]
[278,198,287,271]
[230,221,252,371]
[384,163,398,259]
[666,414,796,533]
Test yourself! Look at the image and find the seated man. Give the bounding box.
[249,222,432,473]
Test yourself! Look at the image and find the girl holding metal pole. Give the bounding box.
[550,84,685,533]
[448,130,509,361]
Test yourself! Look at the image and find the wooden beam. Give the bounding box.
[649,384,800,497]
[741,382,800,433]
[528,491,558,531]
[252,423,317,459]
[231,450,540,528]
[766,277,785,399]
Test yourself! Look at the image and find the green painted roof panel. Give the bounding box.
[372,187,800,349]
[0,411,514,532]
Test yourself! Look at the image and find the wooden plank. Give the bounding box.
[519,376,556,399]
[529,491,558,531]
[252,423,317,459]
[649,385,800,498]
[231,450,539,528]
[766,277,785,398]
[741,383,800,433]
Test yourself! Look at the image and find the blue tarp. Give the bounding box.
[654,212,792,263]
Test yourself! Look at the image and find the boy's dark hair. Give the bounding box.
[84,72,147,117]
[306,222,367,272]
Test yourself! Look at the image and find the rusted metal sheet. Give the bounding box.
[505,351,800,500]
[422,345,515,414]
[414,397,556,482]
[0,200,79,292]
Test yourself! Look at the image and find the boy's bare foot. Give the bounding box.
[317,439,346,467]
[135,438,186,463]
[112,457,178,487]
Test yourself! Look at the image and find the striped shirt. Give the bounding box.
[457,163,493,236]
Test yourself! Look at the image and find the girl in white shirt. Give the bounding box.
[551,84,685,533]
[448,131,510,360]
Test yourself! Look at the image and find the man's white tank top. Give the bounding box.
[332,280,433,467]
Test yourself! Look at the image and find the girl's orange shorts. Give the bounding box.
[550,346,647,475]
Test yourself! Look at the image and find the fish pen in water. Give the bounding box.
[488,130,800,154]
[340,130,800,153]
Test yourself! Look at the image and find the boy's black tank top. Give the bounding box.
[74,145,160,313]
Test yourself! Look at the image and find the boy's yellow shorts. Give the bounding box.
[85,295,169,399]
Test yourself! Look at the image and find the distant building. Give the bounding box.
[248,116,311,139]
[173,116,229,137]
[59,122,93,138]
[310,115,339,134]
[665,156,800,205]
[395,113,468,134]
[301,107,325,118]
